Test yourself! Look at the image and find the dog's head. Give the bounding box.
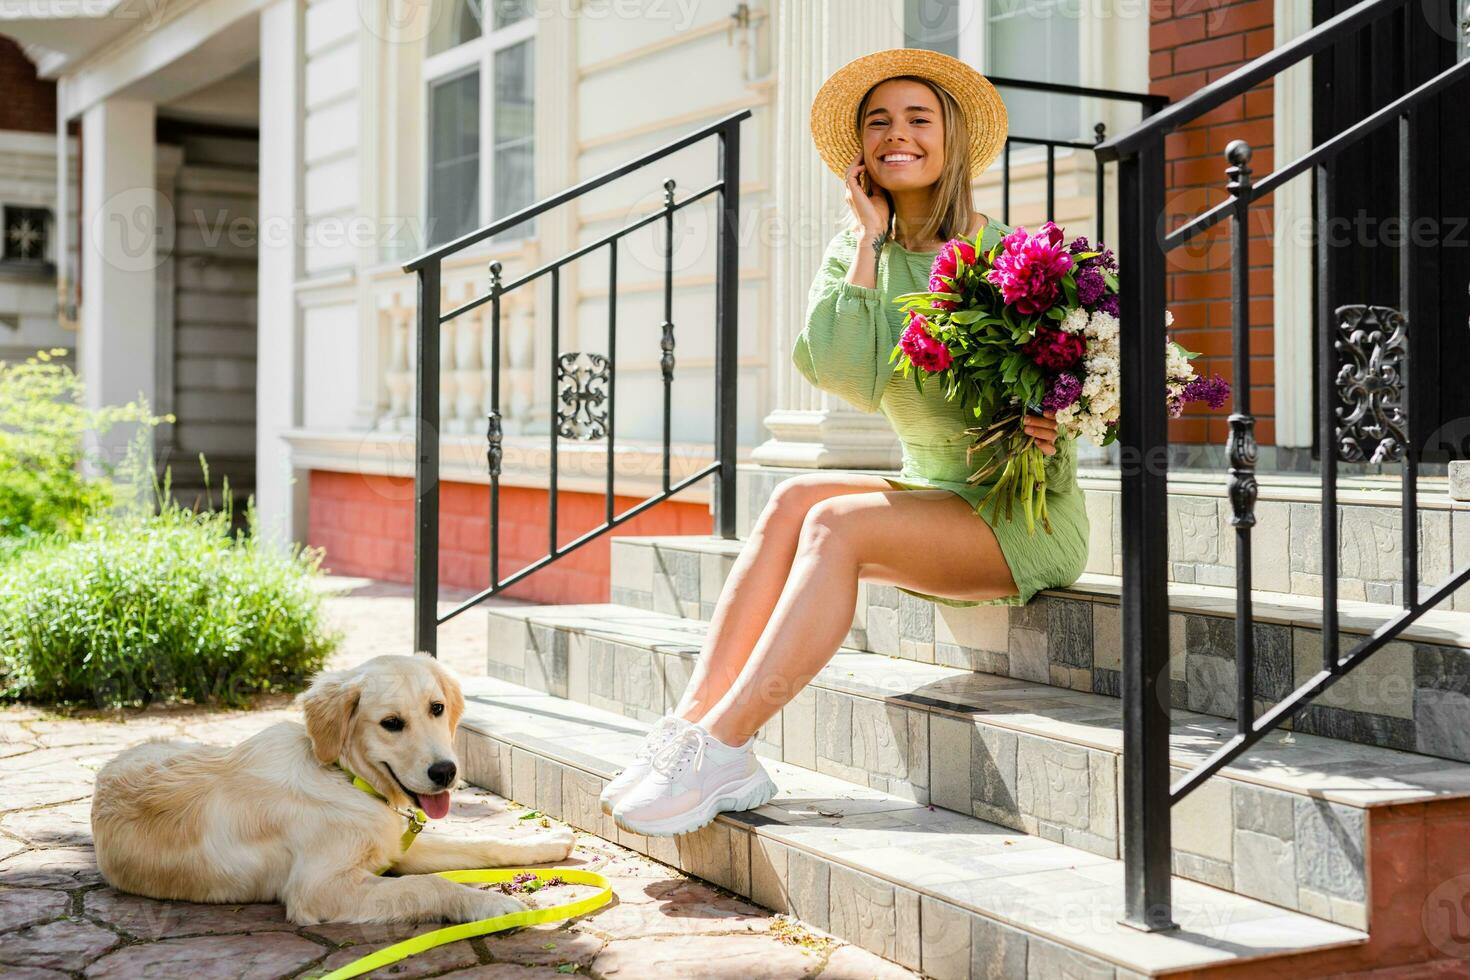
[296,654,466,819]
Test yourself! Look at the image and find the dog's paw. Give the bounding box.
[471,890,528,920]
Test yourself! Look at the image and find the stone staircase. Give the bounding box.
[455,463,1470,977]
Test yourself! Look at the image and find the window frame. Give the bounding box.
[957,0,1081,143]
[423,7,536,246]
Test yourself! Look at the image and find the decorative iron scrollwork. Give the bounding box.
[1226,412,1258,527]
[659,322,675,383]
[556,352,610,440]
[485,411,503,477]
[1334,304,1408,463]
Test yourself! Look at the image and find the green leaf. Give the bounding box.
[950,310,985,324]
[518,810,542,820]
[1103,271,1119,291]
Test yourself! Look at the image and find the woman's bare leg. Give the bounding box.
[672,474,893,723]
[697,489,1019,744]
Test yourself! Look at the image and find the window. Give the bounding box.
[425,0,536,247]
[904,0,1081,143]
[3,206,51,264]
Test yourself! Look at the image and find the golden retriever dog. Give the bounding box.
[90,654,574,924]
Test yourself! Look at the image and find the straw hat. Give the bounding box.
[809,48,1008,181]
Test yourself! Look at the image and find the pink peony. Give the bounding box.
[899,314,953,373]
[931,237,977,282]
[986,221,1074,315]
[928,238,976,311]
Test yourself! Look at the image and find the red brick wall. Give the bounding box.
[1151,0,1277,446]
[0,36,56,134]
[307,470,714,604]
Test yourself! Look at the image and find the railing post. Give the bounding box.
[1397,107,1424,608]
[661,179,677,496]
[1316,162,1340,671]
[1094,122,1107,245]
[714,118,740,539]
[1119,136,1174,932]
[413,260,441,658]
[1225,140,1258,735]
[487,261,503,593]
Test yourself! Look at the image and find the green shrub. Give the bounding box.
[0,349,340,707]
[0,348,164,542]
[0,491,341,706]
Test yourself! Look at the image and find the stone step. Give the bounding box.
[483,602,1470,929]
[454,672,1369,978]
[732,463,1470,611]
[609,535,1470,764]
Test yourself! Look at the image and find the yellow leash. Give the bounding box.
[317,867,612,980]
[320,764,612,980]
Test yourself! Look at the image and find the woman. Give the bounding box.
[602,49,1090,837]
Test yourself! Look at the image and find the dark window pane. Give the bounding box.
[428,70,481,246]
[491,40,535,241]
[428,0,482,56]
[491,0,533,28]
[989,0,1080,141]
[905,0,961,58]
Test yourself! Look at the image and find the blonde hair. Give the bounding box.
[852,74,975,246]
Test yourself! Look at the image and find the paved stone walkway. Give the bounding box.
[0,576,918,979]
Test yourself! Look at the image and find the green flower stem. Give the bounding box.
[971,412,1052,536]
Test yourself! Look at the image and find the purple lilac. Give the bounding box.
[1042,372,1082,412]
[1181,374,1231,410]
[1075,265,1106,306]
[1096,292,1120,318]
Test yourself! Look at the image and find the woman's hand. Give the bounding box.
[844,150,890,239]
[1023,410,1060,457]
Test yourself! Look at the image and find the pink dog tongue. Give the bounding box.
[417,792,452,820]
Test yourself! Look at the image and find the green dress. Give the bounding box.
[791,215,1090,607]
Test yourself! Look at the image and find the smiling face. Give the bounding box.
[859,77,948,192]
[299,655,466,820]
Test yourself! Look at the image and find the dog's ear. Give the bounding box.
[297,669,362,764]
[420,656,465,733]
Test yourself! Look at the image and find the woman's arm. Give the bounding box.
[791,230,897,414]
[844,150,889,291]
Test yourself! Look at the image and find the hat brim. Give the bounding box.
[810,48,1009,182]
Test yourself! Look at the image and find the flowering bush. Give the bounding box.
[890,223,1230,533]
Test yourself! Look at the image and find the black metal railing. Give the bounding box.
[985,76,1168,241]
[402,109,749,657]
[1095,0,1470,931]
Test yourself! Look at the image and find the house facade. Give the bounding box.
[0,0,1439,603]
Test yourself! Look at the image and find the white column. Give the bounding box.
[78,97,158,476]
[1272,0,1314,448]
[751,0,906,469]
[255,0,308,547]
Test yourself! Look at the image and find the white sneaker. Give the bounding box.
[599,714,691,816]
[611,722,777,837]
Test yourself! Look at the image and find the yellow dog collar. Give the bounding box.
[335,761,428,867]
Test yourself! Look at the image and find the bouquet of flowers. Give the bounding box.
[890,221,1229,535]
